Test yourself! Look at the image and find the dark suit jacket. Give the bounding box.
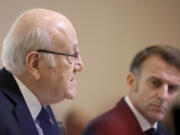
[83,98,168,135]
[0,68,60,135]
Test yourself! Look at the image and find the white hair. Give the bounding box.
[1,25,56,75]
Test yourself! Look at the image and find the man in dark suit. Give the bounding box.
[83,45,180,135]
[0,8,84,135]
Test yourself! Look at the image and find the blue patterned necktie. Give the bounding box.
[37,107,56,135]
[145,128,159,135]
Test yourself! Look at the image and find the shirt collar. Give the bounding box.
[13,74,42,121]
[125,96,157,131]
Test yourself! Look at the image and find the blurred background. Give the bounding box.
[0,0,180,134]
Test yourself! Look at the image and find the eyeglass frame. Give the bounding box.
[36,49,80,65]
[36,49,79,58]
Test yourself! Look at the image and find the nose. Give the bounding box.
[157,84,168,100]
[74,56,84,72]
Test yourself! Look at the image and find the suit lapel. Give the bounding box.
[14,101,39,135]
[117,98,145,135]
[117,98,168,135]
[0,68,39,135]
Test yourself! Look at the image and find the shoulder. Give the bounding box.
[83,98,145,135]
[0,88,16,121]
[0,68,24,133]
[0,90,22,134]
[83,100,131,135]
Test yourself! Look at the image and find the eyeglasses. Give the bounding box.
[36,49,79,65]
[36,49,79,58]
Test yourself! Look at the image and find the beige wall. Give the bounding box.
[1,0,180,121]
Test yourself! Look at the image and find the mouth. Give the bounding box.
[70,77,76,84]
[150,104,167,113]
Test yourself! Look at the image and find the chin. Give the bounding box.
[66,90,77,99]
[149,113,165,122]
[66,93,76,99]
[48,98,65,105]
[156,115,165,121]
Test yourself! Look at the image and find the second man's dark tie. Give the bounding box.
[145,128,159,135]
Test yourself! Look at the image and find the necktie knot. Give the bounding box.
[145,128,158,135]
[37,107,50,123]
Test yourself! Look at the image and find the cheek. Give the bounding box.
[138,83,155,99]
[57,65,74,86]
[167,95,178,106]
[60,67,73,81]
[57,59,73,72]
[136,89,155,108]
[135,86,148,100]
[53,61,74,86]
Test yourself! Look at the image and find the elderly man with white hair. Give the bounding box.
[0,8,83,135]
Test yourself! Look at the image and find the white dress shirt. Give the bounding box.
[125,96,157,132]
[13,75,44,135]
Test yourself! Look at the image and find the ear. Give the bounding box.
[25,51,41,80]
[126,72,136,91]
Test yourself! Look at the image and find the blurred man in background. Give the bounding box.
[0,8,83,135]
[83,45,180,135]
[64,108,91,135]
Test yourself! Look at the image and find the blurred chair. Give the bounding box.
[64,108,91,135]
[57,121,66,135]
